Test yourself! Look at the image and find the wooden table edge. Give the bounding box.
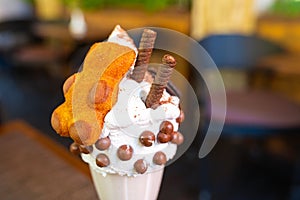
[0,120,91,179]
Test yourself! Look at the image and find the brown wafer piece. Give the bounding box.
[145,54,176,108]
[51,42,136,145]
[130,29,157,83]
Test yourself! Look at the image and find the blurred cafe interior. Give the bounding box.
[1,0,300,199]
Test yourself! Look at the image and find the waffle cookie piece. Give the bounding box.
[51,42,136,145]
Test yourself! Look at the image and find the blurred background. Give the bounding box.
[0,0,300,199]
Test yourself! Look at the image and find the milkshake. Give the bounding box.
[51,25,184,200]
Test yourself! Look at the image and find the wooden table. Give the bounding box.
[0,120,98,199]
[255,54,300,104]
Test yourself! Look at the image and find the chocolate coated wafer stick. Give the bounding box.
[130,29,157,82]
[145,54,176,108]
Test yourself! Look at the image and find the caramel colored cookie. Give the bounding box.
[51,42,136,145]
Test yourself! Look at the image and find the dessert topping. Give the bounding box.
[69,142,80,155]
[96,153,110,167]
[130,29,157,83]
[139,131,155,147]
[134,159,148,174]
[171,131,184,145]
[157,132,171,143]
[63,73,76,95]
[176,110,185,123]
[69,120,92,145]
[145,54,177,108]
[153,151,167,165]
[159,121,174,135]
[117,145,133,161]
[95,137,111,150]
[89,80,111,104]
[51,40,136,146]
[79,145,93,154]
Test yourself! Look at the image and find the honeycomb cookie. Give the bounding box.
[51,42,136,145]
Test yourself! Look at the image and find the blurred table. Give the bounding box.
[34,22,72,42]
[258,54,300,75]
[255,54,300,104]
[0,120,97,199]
[34,7,190,42]
[257,15,300,53]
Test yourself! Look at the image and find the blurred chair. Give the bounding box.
[199,34,300,136]
[197,34,300,199]
[0,19,68,76]
[0,101,2,125]
[0,19,36,70]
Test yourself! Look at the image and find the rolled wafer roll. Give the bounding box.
[145,54,176,108]
[147,67,181,97]
[130,29,157,83]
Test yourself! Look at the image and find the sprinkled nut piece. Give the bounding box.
[95,137,111,150]
[153,151,167,165]
[157,132,171,143]
[134,159,148,174]
[96,153,110,167]
[159,121,174,135]
[69,120,93,145]
[79,145,93,154]
[176,110,185,123]
[117,145,133,161]
[69,142,80,155]
[89,80,111,105]
[171,132,184,145]
[51,111,65,136]
[63,73,76,94]
[139,131,155,147]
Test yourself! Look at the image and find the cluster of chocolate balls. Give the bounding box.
[70,110,184,174]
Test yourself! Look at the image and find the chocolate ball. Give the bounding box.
[134,159,148,174]
[79,145,93,154]
[157,132,171,143]
[117,145,133,161]
[176,110,185,123]
[171,132,184,145]
[159,121,173,135]
[96,153,110,167]
[153,151,167,165]
[139,131,155,147]
[95,137,111,150]
[69,142,80,155]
